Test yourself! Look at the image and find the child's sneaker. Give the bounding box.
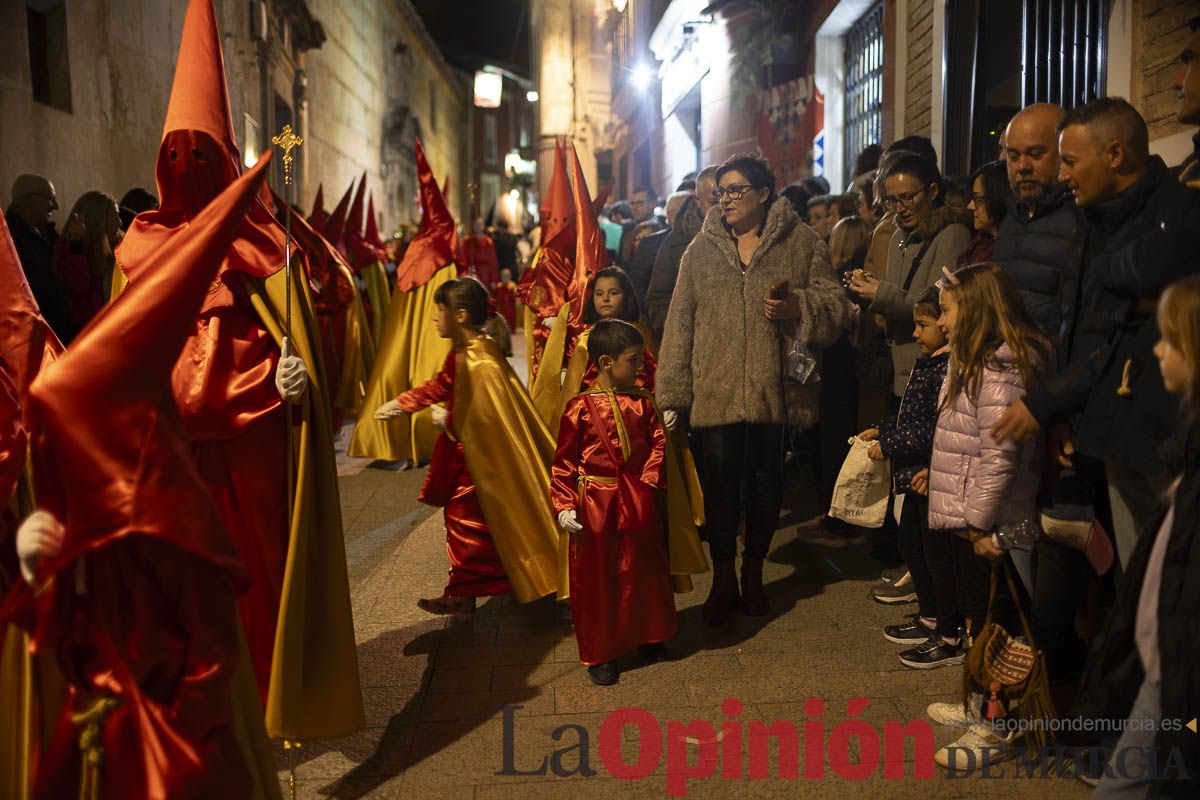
[926,696,980,728]
[898,638,965,669]
[883,615,935,644]
[870,578,917,604]
[935,722,1016,770]
[880,566,909,585]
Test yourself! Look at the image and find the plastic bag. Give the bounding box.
[828,436,891,528]
[785,325,819,385]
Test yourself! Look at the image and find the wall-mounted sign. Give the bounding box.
[474,70,503,108]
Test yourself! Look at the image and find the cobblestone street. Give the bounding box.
[274,415,1093,799]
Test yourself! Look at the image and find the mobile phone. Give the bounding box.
[769,279,790,300]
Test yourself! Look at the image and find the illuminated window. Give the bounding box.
[843,3,883,182]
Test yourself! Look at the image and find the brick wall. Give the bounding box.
[1132,0,1197,142]
[904,0,934,138]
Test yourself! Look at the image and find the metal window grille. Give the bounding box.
[844,3,884,182]
[1022,0,1107,108]
[612,7,632,92]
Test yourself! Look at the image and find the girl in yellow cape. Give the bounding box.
[375,278,560,617]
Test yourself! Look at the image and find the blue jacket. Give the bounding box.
[991,185,1077,338]
[875,350,949,495]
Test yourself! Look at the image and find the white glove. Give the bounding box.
[274,337,308,402]
[557,509,583,532]
[374,399,405,420]
[16,510,65,586]
[663,409,679,430]
[431,404,448,431]
[542,316,556,330]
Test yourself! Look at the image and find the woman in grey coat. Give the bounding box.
[657,153,848,624]
[849,153,972,396]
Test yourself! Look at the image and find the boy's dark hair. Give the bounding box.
[583,266,641,324]
[434,277,490,325]
[587,319,644,368]
[716,152,778,202]
[913,286,942,318]
[852,143,882,177]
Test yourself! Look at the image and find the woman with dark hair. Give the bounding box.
[848,152,971,398]
[53,191,122,329]
[957,160,1009,266]
[657,152,848,624]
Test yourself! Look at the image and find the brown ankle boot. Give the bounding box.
[740,557,769,616]
[702,560,740,626]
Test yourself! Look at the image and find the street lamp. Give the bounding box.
[631,63,654,91]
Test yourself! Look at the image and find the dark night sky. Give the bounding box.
[411,0,531,77]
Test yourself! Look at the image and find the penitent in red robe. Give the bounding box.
[462,234,500,289]
[551,389,677,665]
[397,351,512,597]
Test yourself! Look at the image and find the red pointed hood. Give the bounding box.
[323,180,355,252]
[395,139,458,292]
[276,192,355,312]
[309,184,327,231]
[161,0,238,162]
[566,142,609,330]
[540,138,575,255]
[365,192,385,250]
[119,0,285,284]
[27,153,272,584]
[345,174,385,269]
[0,213,63,412]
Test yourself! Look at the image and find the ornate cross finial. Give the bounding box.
[271,124,304,186]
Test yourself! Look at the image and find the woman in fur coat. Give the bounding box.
[657,152,848,625]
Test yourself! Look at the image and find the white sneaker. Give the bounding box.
[935,722,1016,771]
[926,693,981,728]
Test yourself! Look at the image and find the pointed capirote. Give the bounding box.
[566,141,609,329]
[0,215,63,408]
[395,139,458,292]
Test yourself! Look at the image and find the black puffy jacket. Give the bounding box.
[1067,423,1200,798]
[1023,158,1200,474]
[991,185,1077,338]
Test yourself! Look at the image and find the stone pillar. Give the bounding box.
[532,0,575,200]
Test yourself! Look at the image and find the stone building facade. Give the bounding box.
[1,0,469,237]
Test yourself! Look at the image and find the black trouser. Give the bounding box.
[1032,537,1090,682]
[951,533,1024,639]
[896,495,935,620]
[817,334,859,507]
[697,423,785,561]
[923,528,963,640]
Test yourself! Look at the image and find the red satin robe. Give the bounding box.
[24,537,252,800]
[172,278,288,701]
[493,280,518,331]
[397,351,512,597]
[462,234,500,289]
[551,390,676,665]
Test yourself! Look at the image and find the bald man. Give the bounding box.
[6,174,72,341]
[994,97,1200,568]
[1174,16,1200,187]
[992,103,1077,335]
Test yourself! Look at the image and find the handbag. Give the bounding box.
[963,559,1056,756]
[827,436,890,528]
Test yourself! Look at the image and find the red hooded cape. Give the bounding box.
[395,139,459,292]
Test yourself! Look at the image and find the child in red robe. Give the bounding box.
[493,267,519,332]
[551,319,677,685]
[374,277,559,618]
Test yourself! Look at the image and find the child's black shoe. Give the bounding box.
[638,643,669,663]
[587,661,619,685]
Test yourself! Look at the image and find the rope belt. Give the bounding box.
[576,474,618,504]
[73,696,120,800]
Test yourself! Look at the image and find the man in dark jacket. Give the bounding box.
[627,191,690,313]
[645,166,717,337]
[994,98,1200,566]
[993,103,1077,336]
[6,174,72,342]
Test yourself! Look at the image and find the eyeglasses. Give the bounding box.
[969,193,988,207]
[882,185,931,209]
[713,184,756,201]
